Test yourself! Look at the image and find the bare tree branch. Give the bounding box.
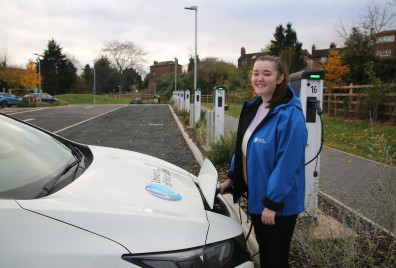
[101,40,147,75]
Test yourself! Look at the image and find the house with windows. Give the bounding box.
[237,47,262,68]
[374,29,396,59]
[148,61,182,91]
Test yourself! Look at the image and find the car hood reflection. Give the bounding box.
[17,145,209,253]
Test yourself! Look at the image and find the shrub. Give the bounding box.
[130,99,143,104]
[207,132,236,165]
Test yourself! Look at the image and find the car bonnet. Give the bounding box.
[17,145,213,253]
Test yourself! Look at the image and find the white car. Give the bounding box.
[0,113,253,268]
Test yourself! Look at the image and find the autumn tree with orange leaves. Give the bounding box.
[324,50,350,93]
[20,60,41,89]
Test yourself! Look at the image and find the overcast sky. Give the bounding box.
[1,0,394,74]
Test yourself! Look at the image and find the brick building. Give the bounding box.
[306,43,340,68]
[148,61,182,91]
[374,29,396,59]
[237,47,262,68]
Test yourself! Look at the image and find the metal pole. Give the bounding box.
[194,7,197,91]
[38,60,41,93]
[93,68,96,104]
[185,6,198,91]
[174,57,177,91]
[34,53,43,93]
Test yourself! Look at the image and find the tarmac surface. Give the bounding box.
[56,105,201,175]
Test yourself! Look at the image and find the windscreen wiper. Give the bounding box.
[35,148,83,199]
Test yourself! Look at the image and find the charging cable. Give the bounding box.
[305,99,324,167]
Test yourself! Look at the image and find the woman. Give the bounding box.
[220,56,307,267]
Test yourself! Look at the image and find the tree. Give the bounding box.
[0,67,25,89]
[81,64,94,92]
[324,50,350,93]
[337,1,395,83]
[187,52,200,73]
[20,60,41,89]
[40,39,77,95]
[196,57,236,94]
[93,56,119,93]
[100,40,147,91]
[0,45,10,67]
[269,22,306,73]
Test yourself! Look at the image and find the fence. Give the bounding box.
[200,84,395,122]
[322,84,395,122]
[104,93,158,101]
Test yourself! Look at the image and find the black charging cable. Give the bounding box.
[305,99,324,167]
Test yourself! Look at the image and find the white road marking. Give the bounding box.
[54,106,125,134]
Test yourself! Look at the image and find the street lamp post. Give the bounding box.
[174,57,178,91]
[93,68,96,104]
[33,53,43,94]
[185,5,198,91]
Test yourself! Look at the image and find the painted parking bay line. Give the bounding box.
[54,106,125,134]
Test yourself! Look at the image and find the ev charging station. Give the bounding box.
[185,90,190,113]
[194,89,201,123]
[213,86,225,142]
[179,90,185,110]
[175,91,180,109]
[289,68,324,220]
[172,91,178,103]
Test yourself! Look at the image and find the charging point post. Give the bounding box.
[213,86,225,142]
[179,90,185,110]
[194,89,201,123]
[289,69,324,220]
[185,90,190,112]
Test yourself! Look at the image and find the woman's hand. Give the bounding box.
[261,207,276,225]
[219,178,233,194]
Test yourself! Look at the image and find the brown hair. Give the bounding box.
[254,55,289,104]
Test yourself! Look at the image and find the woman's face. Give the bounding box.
[251,60,284,102]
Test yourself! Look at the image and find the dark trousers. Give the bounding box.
[251,214,297,268]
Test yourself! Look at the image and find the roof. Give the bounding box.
[238,53,262,62]
[311,49,330,58]
[377,29,396,35]
[150,61,176,67]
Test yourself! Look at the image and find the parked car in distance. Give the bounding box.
[22,92,59,104]
[0,92,22,107]
[0,113,253,268]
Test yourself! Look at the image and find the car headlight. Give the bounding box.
[122,234,251,268]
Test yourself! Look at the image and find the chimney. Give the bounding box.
[311,44,316,55]
[241,47,246,57]
[330,42,336,50]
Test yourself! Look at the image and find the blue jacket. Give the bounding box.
[229,86,308,216]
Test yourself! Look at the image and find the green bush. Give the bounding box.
[193,110,207,144]
[208,132,236,165]
[130,99,143,104]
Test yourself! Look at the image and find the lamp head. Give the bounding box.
[185,6,197,10]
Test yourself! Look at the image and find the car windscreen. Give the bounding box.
[0,115,74,198]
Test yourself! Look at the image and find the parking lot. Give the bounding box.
[4,104,200,174]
